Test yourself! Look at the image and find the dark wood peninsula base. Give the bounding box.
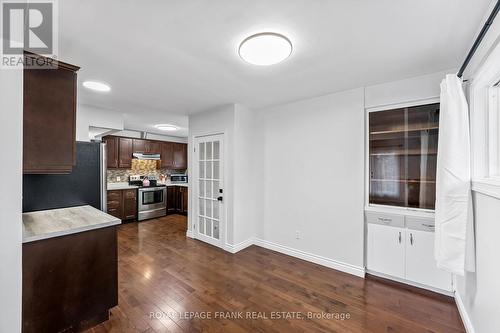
[22,226,118,333]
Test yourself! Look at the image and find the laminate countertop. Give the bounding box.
[107,182,139,190]
[22,205,121,243]
[107,182,188,190]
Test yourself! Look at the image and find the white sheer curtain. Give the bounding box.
[435,74,475,276]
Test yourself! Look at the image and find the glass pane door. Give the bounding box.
[196,135,223,244]
[369,103,439,210]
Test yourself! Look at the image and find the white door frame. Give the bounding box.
[192,133,226,248]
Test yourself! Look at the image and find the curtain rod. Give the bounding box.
[457,0,500,78]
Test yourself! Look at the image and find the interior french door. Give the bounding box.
[194,134,224,248]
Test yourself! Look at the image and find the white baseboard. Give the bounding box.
[253,238,365,278]
[455,290,475,333]
[225,238,254,254]
[186,230,194,238]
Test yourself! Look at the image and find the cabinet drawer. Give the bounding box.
[406,216,435,232]
[107,200,120,209]
[366,212,404,228]
[107,208,121,219]
[123,189,136,199]
[107,190,121,201]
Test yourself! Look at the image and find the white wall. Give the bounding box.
[76,104,124,141]
[233,104,260,245]
[0,66,23,332]
[365,69,452,109]
[456,193,500,333]
[258,88,365,274]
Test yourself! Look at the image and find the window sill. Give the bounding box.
[471,178,500,200]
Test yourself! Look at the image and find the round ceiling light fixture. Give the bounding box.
[154,124,178,131]
[82,80,111,92]
[238,32,292,66]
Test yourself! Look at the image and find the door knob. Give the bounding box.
[217,196,223,202]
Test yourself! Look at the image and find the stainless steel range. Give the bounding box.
[130,175,167,221]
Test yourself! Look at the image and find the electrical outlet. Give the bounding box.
[117,176,121,182]
[295,230,301,240]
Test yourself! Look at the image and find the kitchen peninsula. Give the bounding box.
[22,205,120,333]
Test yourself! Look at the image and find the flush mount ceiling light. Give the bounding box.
[154,124,178,131]
[82,81,111,92]
[238,32,292,66]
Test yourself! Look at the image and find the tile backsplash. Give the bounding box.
[107,168,186,183]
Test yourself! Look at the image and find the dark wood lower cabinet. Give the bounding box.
[106,190,123,219]
[22,226,118,333]
[166,186,188,215]
[166,186,178,214]
[122,189,137,220]
[107,189,137,221]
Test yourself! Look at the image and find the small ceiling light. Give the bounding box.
[239,32,292,66]
[83,81,111,92]
[155,124,178,131]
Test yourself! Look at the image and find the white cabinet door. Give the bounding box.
[405,229,452,291]
[367,223,405,279]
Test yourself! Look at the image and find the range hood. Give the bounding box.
[133,153,161,160]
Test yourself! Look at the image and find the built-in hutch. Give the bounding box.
[365,102,452,294]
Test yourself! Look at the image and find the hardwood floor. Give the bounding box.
[86,215,465,333]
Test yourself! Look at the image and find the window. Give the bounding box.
[469,39,500,198]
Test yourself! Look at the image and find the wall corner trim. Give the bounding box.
[225,238,255,254]
[186,230,194,239]
[455,290,476,333]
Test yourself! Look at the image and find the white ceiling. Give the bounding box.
[60,0,491,130]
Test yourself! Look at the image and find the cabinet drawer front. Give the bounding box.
[107,208,121,219]
[107,190,121,201]
[123,189,136,199]
[366,212,404,228]
[107,200,120,209]
[406,216,435,232]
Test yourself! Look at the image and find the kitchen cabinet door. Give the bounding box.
[166,186,178,213]
[122,189,137,221]
[173,143,187,169]
[104,136,119,169]
[23,53,80,174]
[146,141,161,154]
[118,138,133,168]
[405,229,452,291]
[161,142,174,168]
[367,223,405,279]
[133,139,147,153]
[180,187,188,214]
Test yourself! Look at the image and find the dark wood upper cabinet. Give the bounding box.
[104,135,187,170]
[173,143,187,169]
[161,142,174,168]
[132,139,147,153]
[23,53,80,174]
[118,138,133,168]
[103,136,118,169]
[146,141,161,154]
